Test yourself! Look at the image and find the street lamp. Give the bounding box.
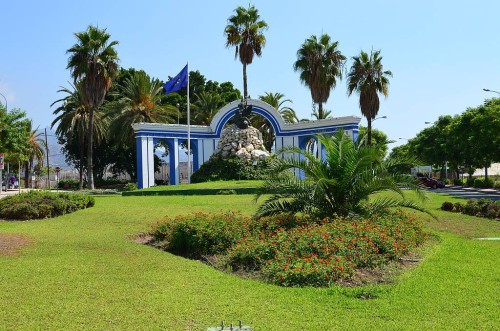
[373,115,387,121]
[483,88,500,95]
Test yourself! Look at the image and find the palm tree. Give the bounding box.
[293,34,345,119]
[256,130,428,219]
[66,25,119,189]
[225,5,268,99]
[192,90,221,125]
[347,49,392,146]
[107,71,178,144]
[23,121,45,188]
[256,92,295,150]
[51,81,108,189]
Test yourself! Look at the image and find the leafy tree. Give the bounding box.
[357,126,393,158]
[293,34,345,119]
[347,50,392,146]
[408,115,453,178]
[256,130,427,219]
[459,99,500,180]
[386,143,419,174]
[0,107,30,155]
[225,4,268,98]
[66,25,119,189]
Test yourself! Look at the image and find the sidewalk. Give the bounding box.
[0,188,31,199]
[446,185,500,194]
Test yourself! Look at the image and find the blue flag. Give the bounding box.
[164,65,188,94]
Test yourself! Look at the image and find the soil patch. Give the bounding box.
[0,234,32,256]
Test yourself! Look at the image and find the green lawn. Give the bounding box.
[140,180,263,191]
[1,188,499,330]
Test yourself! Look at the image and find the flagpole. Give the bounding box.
[187,62,191,184]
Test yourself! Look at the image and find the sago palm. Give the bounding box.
[347,49,392,146]
[225,5,268,98]
[293,34,345,119]
[66,25,119,189]
[256,130,428,219]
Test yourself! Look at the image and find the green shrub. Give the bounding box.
[0,191,95,220]
[216,189,237,195]
[485,203,500,219]
[122,183,138,191]
[454,202,463,213]
[473,177,493,188]
[150,210,427,287]
[453,178,463,186]
[58,179,80,189]
[448,199,499,219]
[191,155,275,183]
[95,178,128,186]
[441,202,454,211]
[494,181,500,189]
[466,178,475,187]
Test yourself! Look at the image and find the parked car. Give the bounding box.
[417,176,445,189]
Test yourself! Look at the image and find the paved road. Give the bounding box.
[432,186,500,201]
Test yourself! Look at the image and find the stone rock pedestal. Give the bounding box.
[212,124,270,161]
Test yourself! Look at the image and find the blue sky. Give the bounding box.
[1,0,499,150]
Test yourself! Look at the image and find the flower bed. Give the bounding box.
[149,210,428,287]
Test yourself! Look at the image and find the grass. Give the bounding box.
[139,180,264,191]
[1,185,499,330]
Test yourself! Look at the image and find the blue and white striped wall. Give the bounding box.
[132,99,361,188]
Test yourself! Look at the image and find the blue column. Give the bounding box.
[191,140,199,172]
[168,139,179,185]
[136,137,144,189]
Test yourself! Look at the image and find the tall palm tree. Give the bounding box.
[225,5,268,99]
[51,82,108,189]
[66,25,119,189]
[256,130,429,219]
[293,34,345,119]
[107,71,178,144]
[192,90,221,125]
[347,49,392,146]
[23,121,45,188]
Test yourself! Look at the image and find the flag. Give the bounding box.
[163,65,188,94]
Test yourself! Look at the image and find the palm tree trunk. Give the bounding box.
[79,147,84,190]
[367,117,372,146]
[87,107,95,190]
[24,161,29,189]
[28,158,34,189]
[243,63,248,99]
[318,102,323,120]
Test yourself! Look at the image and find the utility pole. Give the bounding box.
[45,128,50,190]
